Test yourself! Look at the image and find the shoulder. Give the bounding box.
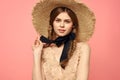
[76,42,91,55]
[77,42,90,49]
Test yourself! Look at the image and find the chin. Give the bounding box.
[57,33,69,37]
[58,34,65,37]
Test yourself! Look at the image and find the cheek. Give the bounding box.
[66,24,73,31]
[53,22,58,29]
[53,22,59,33]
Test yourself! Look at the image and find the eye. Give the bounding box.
[55,19,61,22]
[65,20,72,23]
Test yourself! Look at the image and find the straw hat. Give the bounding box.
[32,0,96,42]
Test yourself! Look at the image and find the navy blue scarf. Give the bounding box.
[40,32,76,62]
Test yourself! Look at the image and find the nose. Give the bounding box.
[60,22,64,28]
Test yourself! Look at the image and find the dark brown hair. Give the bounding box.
[49,7,79,68]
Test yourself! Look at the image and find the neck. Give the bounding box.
[52,35,59,40]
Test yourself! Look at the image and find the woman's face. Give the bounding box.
[53,12,73,37]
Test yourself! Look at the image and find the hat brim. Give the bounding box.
[32,0,96,42]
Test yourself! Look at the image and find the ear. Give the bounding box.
[72,26,76,33]
[72,26,75,29]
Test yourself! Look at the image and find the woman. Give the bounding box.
[32,0,95,80]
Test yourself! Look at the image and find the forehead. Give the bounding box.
[56,12,71,19]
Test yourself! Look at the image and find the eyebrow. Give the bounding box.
[55,18,72,21]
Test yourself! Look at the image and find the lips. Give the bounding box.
[58,29,66,33]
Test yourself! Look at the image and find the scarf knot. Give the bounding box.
[40,32,75,47]
[40,32,76,64]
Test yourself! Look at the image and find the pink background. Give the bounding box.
[0,0,120,80]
